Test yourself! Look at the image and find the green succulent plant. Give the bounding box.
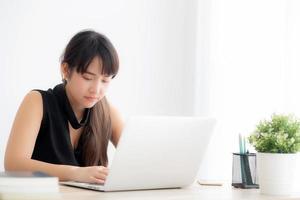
[248,114,300,153]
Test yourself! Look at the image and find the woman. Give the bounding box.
[4,30,124,184]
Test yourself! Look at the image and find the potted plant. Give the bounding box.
[248,114,300,196]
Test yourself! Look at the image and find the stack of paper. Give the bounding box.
[0,171,60,200]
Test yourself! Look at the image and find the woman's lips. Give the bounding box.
[84,96,99,101]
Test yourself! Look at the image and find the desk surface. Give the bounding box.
[59,182,298,200]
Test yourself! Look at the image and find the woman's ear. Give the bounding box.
[60,62,70,81]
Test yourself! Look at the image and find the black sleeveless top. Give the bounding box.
[31,84,91,166]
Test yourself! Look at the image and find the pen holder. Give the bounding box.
[232,153,259,189]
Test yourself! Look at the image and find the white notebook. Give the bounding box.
[0,171,59,194]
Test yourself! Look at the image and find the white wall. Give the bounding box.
[200,0,287,181]
[195,0,300,181]
[0,0,198,170]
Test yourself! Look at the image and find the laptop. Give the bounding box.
[60,116,216,192]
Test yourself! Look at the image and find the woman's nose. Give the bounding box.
[89,81,103,95]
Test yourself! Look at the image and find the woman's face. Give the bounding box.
[63,56,113,110]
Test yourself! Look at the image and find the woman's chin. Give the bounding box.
[84,102,97,108]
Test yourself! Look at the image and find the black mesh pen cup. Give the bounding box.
[232,153,259,189]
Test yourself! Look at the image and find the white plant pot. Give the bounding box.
[257,152,299,196]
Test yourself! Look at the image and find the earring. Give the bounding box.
[62,78,67,84]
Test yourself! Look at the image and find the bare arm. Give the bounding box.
[109,104,124,147]
[4,91,107,184]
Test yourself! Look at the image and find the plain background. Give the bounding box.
[1,0,300,182]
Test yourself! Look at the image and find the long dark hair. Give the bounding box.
[61,30,119,166]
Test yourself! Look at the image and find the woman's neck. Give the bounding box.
[65,85,84,121]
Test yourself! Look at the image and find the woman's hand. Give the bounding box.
[72,166,109,184]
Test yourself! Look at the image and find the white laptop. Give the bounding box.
[60,116,216,192]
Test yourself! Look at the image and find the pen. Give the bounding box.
[239,133,244,154]
[243,136,246,154]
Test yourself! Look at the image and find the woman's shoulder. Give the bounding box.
[17,91,44,122]
[24,87,58,115]
[21,90,45,113]
[31,87,59,106]
[24,90,43,104]
[108,102,124,146]
[32,87,55,98]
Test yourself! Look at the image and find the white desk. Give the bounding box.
[59,182,298,200]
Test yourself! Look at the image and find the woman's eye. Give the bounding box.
[83,76,92,81]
